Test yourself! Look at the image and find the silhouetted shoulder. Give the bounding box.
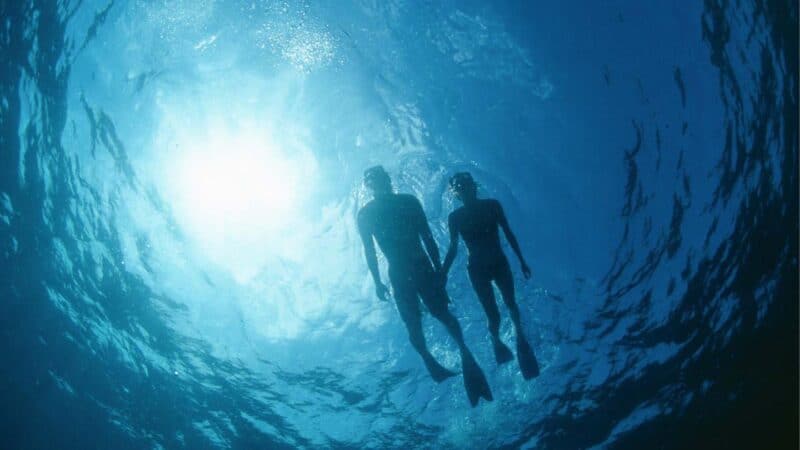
[396,193,427,215]
[357,200,378,228]
[448,206,466,224]
[484,198,503,216]
[396,193,422,206]
[484,198,502,208]
[358,199,377,215]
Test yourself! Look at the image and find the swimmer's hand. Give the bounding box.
[521,262,532,280]
[375,282,390,302]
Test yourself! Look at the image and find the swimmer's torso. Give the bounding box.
[450,199,507,267]
[359,193,430,270]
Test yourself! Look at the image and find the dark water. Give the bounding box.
[0,1,797,449]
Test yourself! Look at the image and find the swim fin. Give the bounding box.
[462,354,493,407]
[492,337,514,365]
[517,337,540,380]
[426,359,457,383]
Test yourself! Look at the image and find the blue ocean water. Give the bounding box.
[0,1,797,449]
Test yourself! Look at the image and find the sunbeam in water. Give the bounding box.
[161,116,315,281]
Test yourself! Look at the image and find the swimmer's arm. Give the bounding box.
[496,201,532,278]
[357,211,389,300]
[442,213,460,277]
[415,200,443,271]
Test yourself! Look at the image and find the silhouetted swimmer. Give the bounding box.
[443,172,539,379]
[357,166,492,406]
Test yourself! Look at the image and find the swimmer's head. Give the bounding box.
[449,172,478,200]
[363,165,392,194]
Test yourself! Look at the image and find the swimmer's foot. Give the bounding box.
[492,336,514,365]
[425,358,457,383]
[462,353,493,407]
[517,337,540,380]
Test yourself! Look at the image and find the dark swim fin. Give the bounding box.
[492,337,514,365]
[462,354,493,407]
[517,338,540,380]
[426,360,457,383]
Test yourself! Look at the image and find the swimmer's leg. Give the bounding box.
[423,284,493,406]
[495,263,539,379]
[468,265,513,365]
[393,283,455,383]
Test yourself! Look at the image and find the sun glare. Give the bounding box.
[163,122,316,280]
[175,140,298,232]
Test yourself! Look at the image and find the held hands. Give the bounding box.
[521,262,532,279]
[375,282,390,302]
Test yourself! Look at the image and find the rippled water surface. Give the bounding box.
[0,1,797,449]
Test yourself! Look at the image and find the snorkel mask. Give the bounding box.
[449,172,477,195]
